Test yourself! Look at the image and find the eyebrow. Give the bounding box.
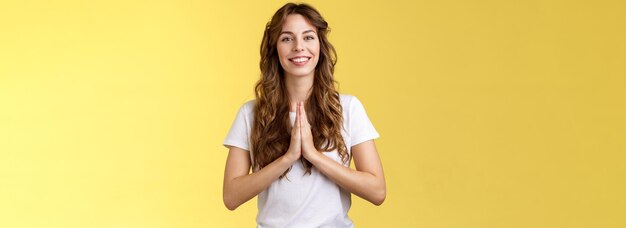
[279,30,316,36]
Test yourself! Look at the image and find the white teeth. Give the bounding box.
[291,57,309,63]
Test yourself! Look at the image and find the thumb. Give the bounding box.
[295,102,301,137]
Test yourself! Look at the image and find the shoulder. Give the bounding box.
[339,93,356,109]
[241,99,256,112]
[339,93,366,113]
[233,99,255,114]
[232,99,256,121]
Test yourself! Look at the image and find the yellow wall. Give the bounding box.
[1,0,624,227]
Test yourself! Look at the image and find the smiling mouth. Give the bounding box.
[289,57,311,63]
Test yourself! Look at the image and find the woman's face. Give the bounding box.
[277,14,320,78]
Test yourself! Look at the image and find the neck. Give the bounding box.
[284,73,314,112]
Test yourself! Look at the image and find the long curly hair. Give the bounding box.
[250,3,348,178]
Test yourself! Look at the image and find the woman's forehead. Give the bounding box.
[281,14,316,33]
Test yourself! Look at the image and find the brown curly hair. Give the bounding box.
[250,3,348,178]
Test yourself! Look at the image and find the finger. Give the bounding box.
[296,103,302,127]
[294,102,300,133]
[300,101,309,129]
[298,101,303,150]
[299,101,304,121]
[297,101,300,127]
[298,101,306,135]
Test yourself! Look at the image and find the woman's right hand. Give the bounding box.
[284,102,302,163]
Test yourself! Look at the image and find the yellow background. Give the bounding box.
[1,0,624,227]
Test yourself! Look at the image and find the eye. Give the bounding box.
[281,37,292,42]
[304,36,315,40]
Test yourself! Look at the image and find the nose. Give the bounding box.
[293,40,304,52]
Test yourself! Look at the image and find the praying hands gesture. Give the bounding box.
[280,100,386,205]
[285,101,320,163]
[225,100,386,210]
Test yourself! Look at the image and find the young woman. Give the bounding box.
[222,3,386,227]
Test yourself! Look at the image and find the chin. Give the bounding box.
[285,69,315,77]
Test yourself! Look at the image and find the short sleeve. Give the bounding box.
[223,102,251,151]
[349,96,380,147]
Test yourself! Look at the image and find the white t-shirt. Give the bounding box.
[223,94,380,228]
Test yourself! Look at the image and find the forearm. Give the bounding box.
[224,155,294,210]
[308,153,386,205]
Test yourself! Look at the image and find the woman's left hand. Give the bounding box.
[297,101,320,161]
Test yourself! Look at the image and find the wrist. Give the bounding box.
[304,148,321,163]
[281,153,297,164]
